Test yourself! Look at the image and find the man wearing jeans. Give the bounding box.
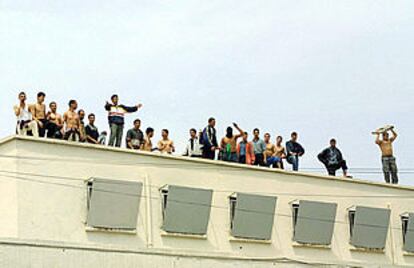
[105,94,142,147]
[375,127,398,184]
[286,132,305,171]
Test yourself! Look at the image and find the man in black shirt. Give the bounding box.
[202,117,218,160]
[286,132,305,171]
[318,139,351,177]
[126,119,144,150]
[85,113,100,144]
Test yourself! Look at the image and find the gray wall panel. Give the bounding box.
[404,213,414,252]
[231,193,277,240]
[293,200,337,245]
[163,185,213,235]
[87,178,142,230]
[350,206,390,249]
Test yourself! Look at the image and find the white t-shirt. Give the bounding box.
[16,104,32,121]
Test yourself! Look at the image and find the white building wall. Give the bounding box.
[0,136,413,267]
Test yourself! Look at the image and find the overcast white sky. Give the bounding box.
[1,1,413,183]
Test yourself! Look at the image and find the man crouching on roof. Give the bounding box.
[63,100,81,142]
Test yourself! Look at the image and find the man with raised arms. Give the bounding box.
[375,126,399,184]
[105,94,143,147]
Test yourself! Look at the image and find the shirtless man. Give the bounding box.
[14,92,39,137]
[142,127,154,152]
[157,129,175,154]
[274,136,286,169]
[63,100,81,141]
[375,127,398,184]
[78,109,86,142]
[30,92,47,137]
[263,133,282,168]
[46,102,63,139]
[220,123,244,162]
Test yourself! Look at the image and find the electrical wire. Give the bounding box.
[0,171,413,233]
[1,169,414,199]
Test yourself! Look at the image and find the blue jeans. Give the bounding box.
[266,156,281,167]
[287,155,299,171]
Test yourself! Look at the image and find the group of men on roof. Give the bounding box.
[13,91,399,184]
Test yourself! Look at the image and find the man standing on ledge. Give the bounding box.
[105,94,143,147]
[375,126,398,184]
[126,119,144,150]
[252,128,266,166]
[286,132,305,171]
[14,92,39,137]
[202,117,218,160]
[30,92,47,137]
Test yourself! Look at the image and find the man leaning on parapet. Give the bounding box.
[374,125,398,184]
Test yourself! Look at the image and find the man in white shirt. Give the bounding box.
[183,128,203,157]
[14,92,39,137]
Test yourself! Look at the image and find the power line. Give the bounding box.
[0,171,412,233]
[1,169,414,199]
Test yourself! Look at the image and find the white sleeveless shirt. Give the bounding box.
[16,104,32,121]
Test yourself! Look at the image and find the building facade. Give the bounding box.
[0,136,414,267]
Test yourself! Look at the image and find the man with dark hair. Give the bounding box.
[126,119,144,150]
[30,91,47,137]
[237,132,255,165]
[14,92,39,137]
[221,123,244,162]
[78,109,86,142]
[105,94,143,147]
[142,127,154,152]
[263,133,282,167]
[318,139,350,177]
[158,129,175,154]
[183,128,203,157]
[85,113,100,144]
[252,128,266,166]
[46,101,63,139]
[286,132,305,171]
[202,117,218,160]
[63,100,81,141]
[375,126,398,184]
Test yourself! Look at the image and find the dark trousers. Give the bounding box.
[382,156,398,184]
[239,155,246,164]
[326,160,348,176]
[254,154,265,166]
[38,119,48,137]
[109,123,124,147]
[64,129,80,142]
[46,122,62,139]
[202,147,215,160]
